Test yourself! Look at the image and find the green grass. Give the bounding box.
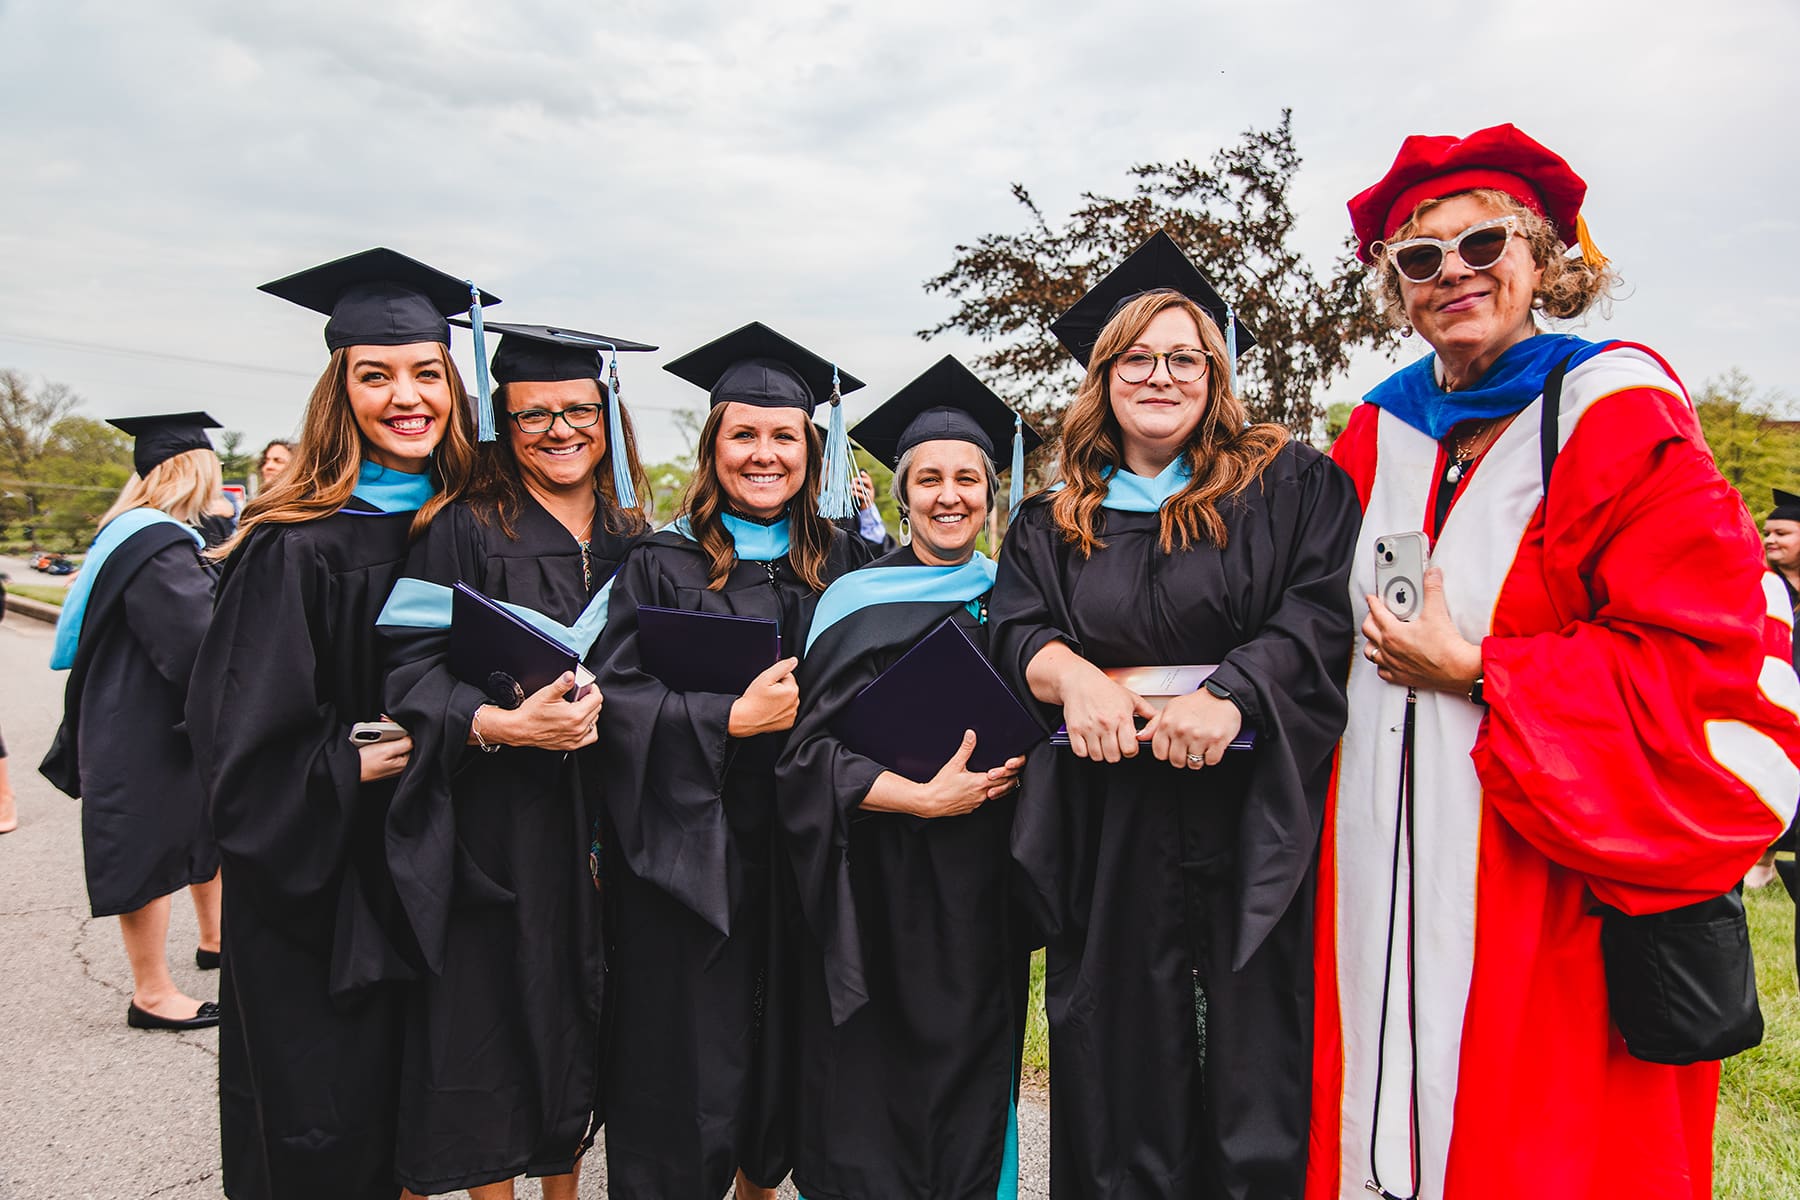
[4,582,66,606]
[1716,879,1800,1197]
[1018,881,1800,1196]
[1023,949,1048,1084]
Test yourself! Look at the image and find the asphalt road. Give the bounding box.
[0,614,1050,1199]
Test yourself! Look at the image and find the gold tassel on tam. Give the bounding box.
[1575,213,1609,271]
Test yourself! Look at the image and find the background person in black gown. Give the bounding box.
[378,321,656,1200]
[187,248,489,1200]
[591,323,873,1200]
[42,416,226,1030]
[989,235,1358,1198]
[779,356,1035,1200]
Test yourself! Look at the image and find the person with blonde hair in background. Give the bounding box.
[40,412,225,1030]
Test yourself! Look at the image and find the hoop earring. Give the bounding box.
[1400,323,1414,338]
[897,512,911,545]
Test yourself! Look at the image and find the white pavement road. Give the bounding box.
[0,612,1051,1199]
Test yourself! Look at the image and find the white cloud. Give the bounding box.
[0,0,1795,463]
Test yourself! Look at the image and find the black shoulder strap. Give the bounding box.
[1540,353,1578,493]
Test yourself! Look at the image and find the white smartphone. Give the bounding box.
[349,719,407,745]
[1373,532,1428,622]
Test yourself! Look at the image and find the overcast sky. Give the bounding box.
[2,0,1795,465]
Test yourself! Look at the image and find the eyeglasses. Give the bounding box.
[508,403,603,434]
[1379,216,1520,284]
[1112,349,1210,385]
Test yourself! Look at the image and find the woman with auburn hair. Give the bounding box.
[1315,125,1800,1200]
[988,232,1359,1198]
[186,248,493,1200]
[374,320,657,1200]
[42,417,225,1031]
[591,322,872,1200]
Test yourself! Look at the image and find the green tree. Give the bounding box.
[0,373,114,547]
[920,110,1389,473]
[218,430,255,486]
[1694,369,1800,518]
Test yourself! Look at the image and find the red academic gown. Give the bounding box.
[1310,343,1800,1200]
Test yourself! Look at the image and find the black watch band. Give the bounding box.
[1468,675,1487,707]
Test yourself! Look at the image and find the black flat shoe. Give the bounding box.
[195,948,220,970]
[127,1001,220,1031]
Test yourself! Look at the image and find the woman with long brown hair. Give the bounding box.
[374,320,656,1200]
[42,415,225,1030]
[590,322,872,1200]
[988,232,1360,1198]
[186,248,493,1200]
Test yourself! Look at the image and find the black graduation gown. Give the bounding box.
[380,495,636,1193]
[47,524,219,917]
[988,443,1358,1200]
[592,525,870,1200]
[188,502,420,1200]
[779,546,1029,1200]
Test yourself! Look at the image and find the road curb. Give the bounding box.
[3,593,62,625]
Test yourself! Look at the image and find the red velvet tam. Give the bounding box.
[1348,123,1589,263]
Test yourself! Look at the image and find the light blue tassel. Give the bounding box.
[467,282,495,442]
[601,345,638,510]
[1008,412,1025,513]
[817,364,856,519]
[1224,304,1238,399]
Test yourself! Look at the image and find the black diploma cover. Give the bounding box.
[449,581,586,707]
[636,604,780,695]
[833,616,1045,781]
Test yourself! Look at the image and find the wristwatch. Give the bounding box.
[1467,675,1487,707]
[1203,677,1244,714]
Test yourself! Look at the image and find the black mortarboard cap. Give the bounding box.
[662,322,864,415]
[851,356,1043,469]
[448,319,658,385]
[1049,230,1257,368]
[1771,489,1800,522]
[258,247,500,350]
[107,411,222,477]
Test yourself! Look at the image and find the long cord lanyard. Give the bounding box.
[1367,688,1421,1200]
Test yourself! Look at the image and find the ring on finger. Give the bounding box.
[1185,752,1205,767]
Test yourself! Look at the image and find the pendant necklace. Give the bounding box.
[1443,419,1507,484]
[576,517,594,592]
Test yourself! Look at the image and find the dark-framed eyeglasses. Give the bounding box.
[1112,349,1210,385]
[508,403,603,434]
[1377,215,1520,284]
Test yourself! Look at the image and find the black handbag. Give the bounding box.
[1541,354,1764,1064]
[1592,888,1762,1064]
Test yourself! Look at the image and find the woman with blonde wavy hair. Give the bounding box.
[186,248,492,1200]
[1315,125,1800,1200]
[591,322,873,1200]
[988,232,1360,1197]
[42,415,225,1032]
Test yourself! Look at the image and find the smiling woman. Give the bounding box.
[185,248,490,1200]
[377,319,656,1200]
[1319,124,1800,1200]
[590,321,874,1200]
[777,355,1041,1200]
[989,231,1359,1196]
